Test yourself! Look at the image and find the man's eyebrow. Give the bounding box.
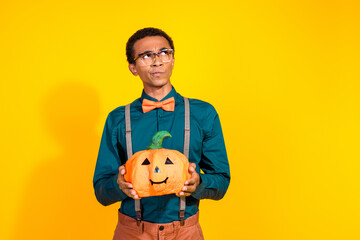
[138,50,153,56]
[138,47,170,56]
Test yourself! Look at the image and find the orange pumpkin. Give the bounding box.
[124,131,191,198]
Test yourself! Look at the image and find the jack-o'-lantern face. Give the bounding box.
[124,131,191,197]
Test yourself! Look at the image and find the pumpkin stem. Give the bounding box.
[147,131,172,150]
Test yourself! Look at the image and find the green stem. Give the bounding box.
[147,131,172,150]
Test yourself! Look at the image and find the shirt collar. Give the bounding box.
[141,86,177,102]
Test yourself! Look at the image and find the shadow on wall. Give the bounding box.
[13,82,119,240]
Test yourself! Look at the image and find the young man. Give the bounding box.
[93,27,230,240]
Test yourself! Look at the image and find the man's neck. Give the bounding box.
[143,83,172,101]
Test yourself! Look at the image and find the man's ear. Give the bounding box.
[129,64,138,76]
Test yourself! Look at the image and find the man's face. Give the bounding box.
[129,36,174,89]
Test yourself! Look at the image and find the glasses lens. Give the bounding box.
[139,50,173,65]
[159,50,172,62]
[140,53,155,65]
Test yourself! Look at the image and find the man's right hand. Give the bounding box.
[117,165,141,199]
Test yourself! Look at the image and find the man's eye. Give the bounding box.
[142,53,152,59]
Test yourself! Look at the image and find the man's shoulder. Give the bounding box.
[108,105,125,118]
[188,98,217,113]
[103,106,125,128]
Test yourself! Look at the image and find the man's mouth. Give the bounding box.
[151,72,164,76]
[150,177,169,185]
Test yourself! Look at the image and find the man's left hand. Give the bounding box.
[176,163,200,197]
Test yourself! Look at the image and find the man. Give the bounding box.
[93,27,230,240]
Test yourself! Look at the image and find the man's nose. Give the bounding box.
[151,54,163,66]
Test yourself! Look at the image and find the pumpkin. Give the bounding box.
[124,131,191,198]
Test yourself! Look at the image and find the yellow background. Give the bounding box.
[1,0,360,239]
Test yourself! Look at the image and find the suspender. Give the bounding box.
[124,97,190,226]
[125,104,133,159]
[125,104,142,225]
[180,97,189,225]
[183,97,190,158]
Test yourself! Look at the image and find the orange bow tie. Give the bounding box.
[142,97,175,113]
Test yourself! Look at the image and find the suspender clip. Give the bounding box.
[136,210,142,226]
[179,210,185,226]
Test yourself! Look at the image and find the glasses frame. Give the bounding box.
[134,48,174,65]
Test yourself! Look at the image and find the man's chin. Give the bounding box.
[146,79,171,88]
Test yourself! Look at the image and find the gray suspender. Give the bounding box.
[180,97,189,225]
[183,97,190,158]
[125,104,133,159]
[124,97,190,226]
[125,104,142,225]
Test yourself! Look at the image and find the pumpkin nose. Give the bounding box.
[154,166,161,173]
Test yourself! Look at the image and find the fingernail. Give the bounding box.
[184,181,188,185]
[183,187,187,191]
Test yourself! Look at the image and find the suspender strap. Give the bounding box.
[135,199,142,226]
[125,104,133,159]
[180,97,190,226]
[179,197,186,226]
[125,104,142,225]
[183,97,190,159]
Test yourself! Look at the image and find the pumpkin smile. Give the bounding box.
[150,177,169,185]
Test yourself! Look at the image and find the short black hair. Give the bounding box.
[126,27,174,64]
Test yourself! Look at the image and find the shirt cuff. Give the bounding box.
[112,174,128,201]
[190,173,207,200]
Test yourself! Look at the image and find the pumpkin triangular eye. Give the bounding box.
[165,158,173,164]
[142,158,150,165]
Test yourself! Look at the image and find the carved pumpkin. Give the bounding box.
[124,131,191,197]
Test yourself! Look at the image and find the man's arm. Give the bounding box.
[191,107,231,200]
[93,113,128,206]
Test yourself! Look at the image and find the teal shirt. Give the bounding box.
[93,87,230,223]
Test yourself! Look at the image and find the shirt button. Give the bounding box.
[159,115,162,118]
[159,226,164,231]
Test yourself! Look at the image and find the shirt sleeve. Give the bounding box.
[93,112,128,206]
[191,106,231,200]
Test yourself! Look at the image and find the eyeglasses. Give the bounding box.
[134,49,173,66]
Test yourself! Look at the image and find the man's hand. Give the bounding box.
[117,165,141,199]
[176,163,200,197]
